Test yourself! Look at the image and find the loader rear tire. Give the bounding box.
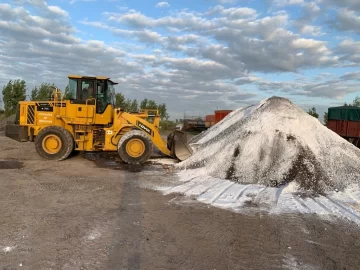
[118,130,153,164]
[35,126,74,161]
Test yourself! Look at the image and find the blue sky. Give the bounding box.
[1,0,360,121]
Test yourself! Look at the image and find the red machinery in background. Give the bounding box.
[215,110,233,123]
[205,110,233,128]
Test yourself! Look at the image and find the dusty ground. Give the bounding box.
[0,132,359,270]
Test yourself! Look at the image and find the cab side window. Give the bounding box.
[97,81,105,113]
[81,80,95,100]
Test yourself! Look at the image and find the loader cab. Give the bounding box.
[66,75,117,114]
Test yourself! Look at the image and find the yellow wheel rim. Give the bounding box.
[126,138,145,158]
[42,134,62,154]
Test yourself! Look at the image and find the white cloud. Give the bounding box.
[47,5,69,17]
[291,39,328,53]
[290,2,321,36]
[336,39,360,66]
[1,0,358,117]
[250,77,359,99]
[332,8,360,34]
[80,20,165,43]
[217,0,238,4]
[299,25,323,36]
[337,39,360,54]
[7,0,70,17]
[321,0,360,12]
[206,5,257,19]
[91,8,338,73]
[341,72,360,81]
[303,2,321,13]
[114,11,216,30]
[155,2,170,8]
[70,0,97,4]
[273,0,304,7]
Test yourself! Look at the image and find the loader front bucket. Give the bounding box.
[167,130,193,161]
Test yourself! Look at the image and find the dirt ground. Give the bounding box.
[0,132,359,270]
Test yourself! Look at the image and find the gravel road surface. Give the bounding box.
[0,133,359,270]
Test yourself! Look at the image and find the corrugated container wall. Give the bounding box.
[327,120,360,138]
[215,110,232,123]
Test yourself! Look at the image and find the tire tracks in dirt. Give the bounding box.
[107,171,143,270]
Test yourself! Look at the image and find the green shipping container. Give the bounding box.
[328,106,360,121]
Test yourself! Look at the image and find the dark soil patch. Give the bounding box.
[282,146,330,194]
[243,200,259,207]
[233,146,240,157]
[0,160,23,169]
[82,152,160,173]
[287,134,296,141]
[225,146,240,181]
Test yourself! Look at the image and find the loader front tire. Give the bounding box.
[118,130,153,164]
[35,126,74,160]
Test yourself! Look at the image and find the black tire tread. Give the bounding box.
[118,129,153,164]
[34,126,74,161]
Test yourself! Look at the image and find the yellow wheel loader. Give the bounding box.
[4,75,192,164]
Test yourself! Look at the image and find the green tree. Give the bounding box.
[123,99,132,111]
[140,98,148,109]
[323,111,328,125]
[2,79,26,116]
[129,99,138,112]
[31,82,57,101]
[115,93,126,109]
[140,98,158,109]
[158,103,169,120]
[307,107,319,119]
[31,87,38,101]
[147,100,157,109]
[352,95,360,107]
[119,95,170,119]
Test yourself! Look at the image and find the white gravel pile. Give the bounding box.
[177,96,360,193]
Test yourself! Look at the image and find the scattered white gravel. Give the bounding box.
[152,96,360,224]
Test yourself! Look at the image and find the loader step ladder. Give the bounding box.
[74,130,88,150]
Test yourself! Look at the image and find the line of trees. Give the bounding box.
[115,94,169,121]
[1,80,170,121]
[0,80,56,116]
[344,96,360,107]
